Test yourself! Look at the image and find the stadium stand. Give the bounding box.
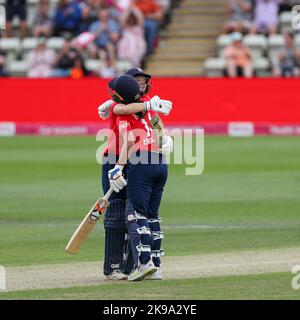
[145,0,227,76]
[0,0,180,77]
[204,0,300,78]
[0,0,299,78]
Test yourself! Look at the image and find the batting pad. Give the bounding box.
[103,199,126,275]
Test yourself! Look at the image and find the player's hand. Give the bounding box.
[108,165,127,193]
[159,99,172,116]
[98,100,112,120]
[161,135,173,156]
[145,95,172,116]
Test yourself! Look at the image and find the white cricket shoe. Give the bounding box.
[145,267,162,280]
[105,270,128,281]
[128,261,157,282]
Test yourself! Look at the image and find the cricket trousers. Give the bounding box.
[125,151,168,268]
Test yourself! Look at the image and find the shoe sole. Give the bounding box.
[106,276,128,281]
[128,267,157,282]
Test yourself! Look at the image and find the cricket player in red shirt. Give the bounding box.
[98,69,172,280]
[107,74,172,281]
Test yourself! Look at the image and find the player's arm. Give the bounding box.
[98,99,144,119]
[113,102,146,115]
[98,100,113,120]
[99,96,172,119]
[114,96,172,116]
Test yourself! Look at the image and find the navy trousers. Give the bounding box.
[125,151,168,267]
[126,153,168,218]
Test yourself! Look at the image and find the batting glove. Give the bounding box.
[98,100,112,120]
[144,95,172,116]
[108,165,127,193]
[161,135,174,156]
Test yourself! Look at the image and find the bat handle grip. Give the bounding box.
[102,186,114,201]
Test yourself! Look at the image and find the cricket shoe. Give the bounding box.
[105,270,128,281]
[128,261,157,282]
[145,267,162,280]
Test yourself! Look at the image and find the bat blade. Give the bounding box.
[65,194,111,255]
[150,113,164,148]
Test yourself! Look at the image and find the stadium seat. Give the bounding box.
[27,7,37,27]
[295,34,300,48]
[268,35,285,66]
[243,35,267,58]
[0,38,21,52]
[85,59,102,73]
[268,51,280,67]
[253,57,271,77]
[116,60,133,73]
[216,34,232,56]
[46,38,65,51]
[5,52,17,65]
[22,38,39,52]
[0,38,21,59]
[203,58,225,77]
[268,34,285,49]
[280,12,293,33]
[7,60,28,77]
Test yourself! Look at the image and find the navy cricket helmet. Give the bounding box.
[108,75,141,104]
[125,68,152,95]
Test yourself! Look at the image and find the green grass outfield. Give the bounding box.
[0,136,300,299]
[0,272,299,300]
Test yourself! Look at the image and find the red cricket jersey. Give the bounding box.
[103,95,152,155]
[116,110,160,154]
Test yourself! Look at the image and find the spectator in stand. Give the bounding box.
[156,0,171,13]
[0,50,8,77]
[52,39,83,77]
[32,0,53,37]
[223,32,253,78]
[92,0,105,12]
[70,56,88,79]
[103,0,122,21]
[279,0,298,13]
[78,0,96,33]
[5,0,28,38]
[251,0,279,35]
[156,0,172,26]
[118,6,146,67]
[53,0,82,37]
[224,0,253,34]
[273,31,300,77]
[88,7,120,65]
[134,0,163,55]
[27,38,56,78]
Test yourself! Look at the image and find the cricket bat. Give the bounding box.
[150,113,165,148]
[65,187,114,255]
